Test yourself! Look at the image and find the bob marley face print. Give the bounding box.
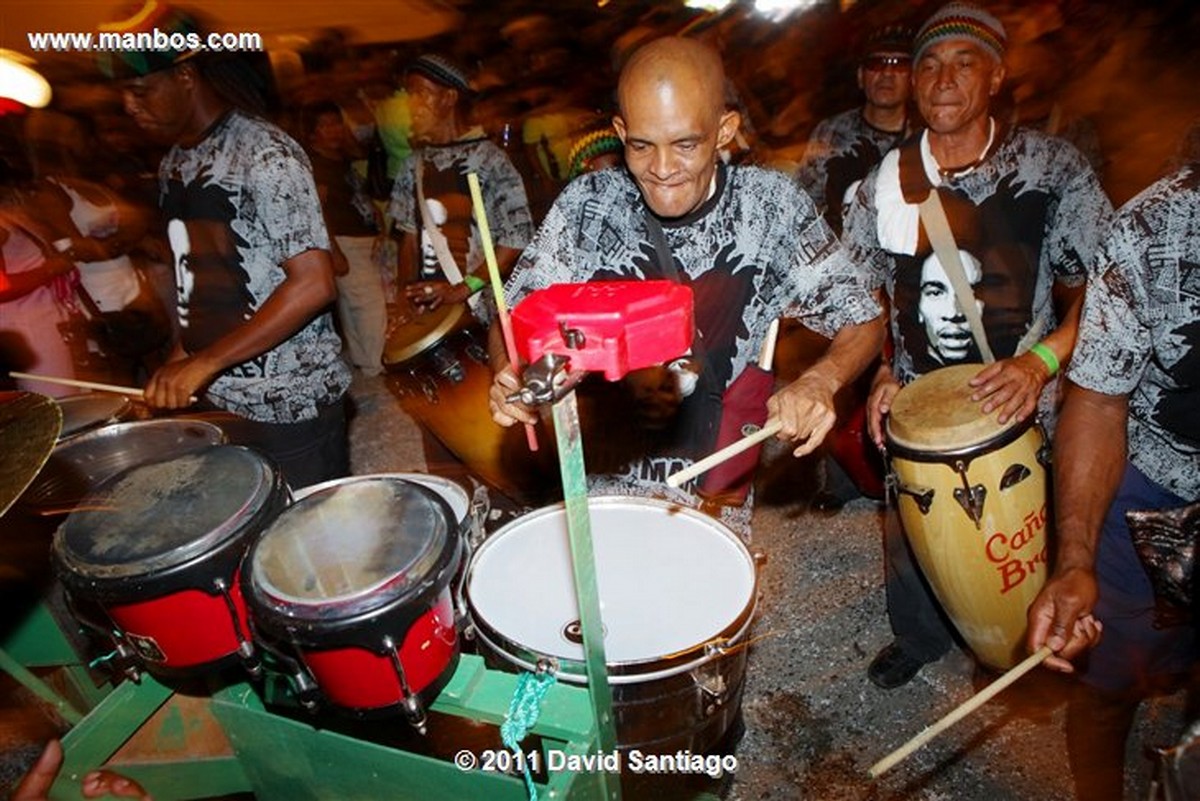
[161,174,255,355]
[918,247,984,365]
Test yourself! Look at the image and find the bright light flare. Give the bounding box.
[0,50,52,109]
[754,0,823,22]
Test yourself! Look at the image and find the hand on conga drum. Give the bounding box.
[489,364,538,427]
[968,353,1052,425]
[1026,567,1104,673]
[406,280,470,314]
[866,367,902,448]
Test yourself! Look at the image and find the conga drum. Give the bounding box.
[244,477,463,727]
[886,364,1050,670]
[52,445,288,676]
[466,497,758,754]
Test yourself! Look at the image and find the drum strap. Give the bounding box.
[414,155,465,285]
[917,190,996,364]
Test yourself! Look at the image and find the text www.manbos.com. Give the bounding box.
[27,29,263,52]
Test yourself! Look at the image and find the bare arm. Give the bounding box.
[1026,381,1126,671]
[144,248,337,408]
[769,313,885,457]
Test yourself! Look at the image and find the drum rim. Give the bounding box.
[23,418,228,514]
[246,478,459,620]
[55,393,134,442]
[382,302,467,366]
[292,472,470,524]
[886,414,1037,463]
[53,444,281,581]
[464,496,759,683]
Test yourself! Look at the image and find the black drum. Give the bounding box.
[244,477,463,729]
[52,445,287,676]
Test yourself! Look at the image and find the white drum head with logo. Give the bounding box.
[466,497,756,681]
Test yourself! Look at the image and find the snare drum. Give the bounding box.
[52,445,287,675]
[886,364,1050,670]
[466,497,758,754]
[244,477,463,726]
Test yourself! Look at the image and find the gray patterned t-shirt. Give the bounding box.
[505,164,879,533]
[1068,164,1200,501]
[843,124,1111,423]
[387,135,532,280]
[159,111,351,423]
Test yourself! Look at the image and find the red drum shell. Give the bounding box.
[245,477,462,715]
[53,445,286,674]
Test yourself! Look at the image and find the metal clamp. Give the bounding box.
[952,460,987,529]
[506,353,588,407]
[894,480,935,515]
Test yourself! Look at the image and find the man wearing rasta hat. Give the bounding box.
[841,1,1112,696]
[105,1,351,488]
[386,53,532,316]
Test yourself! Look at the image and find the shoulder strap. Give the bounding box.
[414,154,464,284]
[917,189,996,363]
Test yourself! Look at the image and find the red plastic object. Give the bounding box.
[511,281,694,381]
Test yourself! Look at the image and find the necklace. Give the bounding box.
[932,118,996,181]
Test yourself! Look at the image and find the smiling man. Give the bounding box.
[840,1,1112,691]
[488,36,883,539]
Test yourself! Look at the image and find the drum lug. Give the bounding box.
[751,549,768,570]
[693,652,729,716]
[384,635,428,734]
[535,657,559,677]
[894,480,935,515]
[952,461,988,530]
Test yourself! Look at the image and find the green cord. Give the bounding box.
[501,670,557,800]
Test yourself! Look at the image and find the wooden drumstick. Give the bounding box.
[868,645,1053,779]
[9,372,198,405]
[666,420,782,488]
[467,172,538,452]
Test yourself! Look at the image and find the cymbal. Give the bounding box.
[0,391,63,518]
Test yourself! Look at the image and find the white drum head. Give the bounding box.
[467,497,756,671]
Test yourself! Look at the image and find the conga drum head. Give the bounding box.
[54,445,281,583]
[250,477,456,621]
[294,473,471,538]
[887,363,1025,454]
[55,393,133,441]
[383,303,466,366]
[466,497,758,682]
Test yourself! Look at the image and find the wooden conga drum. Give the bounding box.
[886,364,1050,670]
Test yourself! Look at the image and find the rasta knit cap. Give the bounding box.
[407,54,474,95]
[566,125,623,179]
[95,0,204,80]
[913,2,1006,63]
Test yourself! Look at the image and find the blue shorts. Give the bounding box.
[1082,462,1198,693]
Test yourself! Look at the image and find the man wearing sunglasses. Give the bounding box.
[795,24,915,238]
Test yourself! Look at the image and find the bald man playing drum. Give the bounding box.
[487,36,884,540]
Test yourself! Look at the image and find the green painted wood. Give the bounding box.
[0,647,84,725]
[552,392,621,801]
[1,601,80,665]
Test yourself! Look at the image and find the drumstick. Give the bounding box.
[868,645,1053,779]
[8,372,197,405]
[667,420,782,488]
[758,318,780,372]
[467,172,538,452]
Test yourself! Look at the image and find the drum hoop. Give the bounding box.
[247,479,459,618]
[464,496,759,682]
[292,472,471,528]
[54,445,281,580]
[886,415,1037,464]
[55,394,134,442]
[471,600,756,685]
[384,303,467,365]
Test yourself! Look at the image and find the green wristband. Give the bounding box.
[464,274,487,294]
[1029,343,1059,377]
